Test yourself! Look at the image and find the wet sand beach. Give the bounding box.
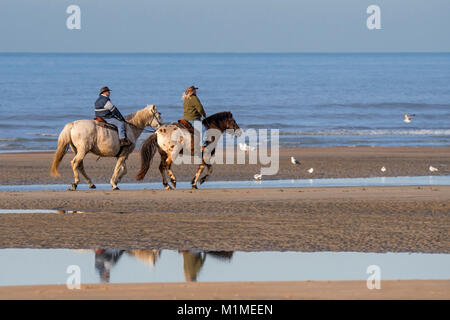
[0,147,449,299]
[0,147,449,185]
[0,280,449,300]
[0,147,449,252]
[0,186,448,252]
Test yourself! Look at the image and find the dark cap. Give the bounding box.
[99,86,111,94]
[185,86,198,95]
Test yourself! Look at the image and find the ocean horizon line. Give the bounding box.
[1,51,450,55]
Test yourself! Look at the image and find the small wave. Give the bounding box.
[312,102,450,110]
[0,136,57,142]
[26,132,59,137]
[0,137,28,142]
[280,129,450,136]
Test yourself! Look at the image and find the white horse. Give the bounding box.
[50,104,162,190]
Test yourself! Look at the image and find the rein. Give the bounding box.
[125,108,161,133]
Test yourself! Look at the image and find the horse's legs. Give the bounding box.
[199,164,212,185]
[78,161,96,189]
[117,162,127,182]
[111,156,127,190]
[165,155,177,189]
[69,150,87,191]
[191,163,206,189]
[159,156,172,190]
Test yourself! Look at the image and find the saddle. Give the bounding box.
[94,117,118,132]
[173,120,207,154]
[174,119,194,133]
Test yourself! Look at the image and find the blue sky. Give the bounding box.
[0,0,449,52]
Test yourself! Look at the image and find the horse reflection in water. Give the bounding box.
[181,251,234,282]
[94,249,125,283]
[93,249,232,283]
[94,249,161,283]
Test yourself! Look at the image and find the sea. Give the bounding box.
[0,53,449,152]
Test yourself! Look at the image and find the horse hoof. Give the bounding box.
[89,184,96,189]
[113,187,120,191]
[68,184,77,191]
[199,178,206,185]
[192,185,198,190]
[165,186,173,191]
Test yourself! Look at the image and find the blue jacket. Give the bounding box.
[95,95,125,121]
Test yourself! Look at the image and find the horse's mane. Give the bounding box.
[202,112,231,125]
[125,112,136,121]
[125,107,150,126]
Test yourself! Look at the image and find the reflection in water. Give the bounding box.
[128,249,161,267]
[56,210,85,214]
[94,249,125,283]
[92,249,232,283]
[181,251,206,282]
[181,251,234,282]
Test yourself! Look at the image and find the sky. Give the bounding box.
[0,0,449,53]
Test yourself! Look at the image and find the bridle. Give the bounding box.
[125,108,162,133]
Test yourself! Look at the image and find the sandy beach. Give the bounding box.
[1,280,449,300]
[0,147,449,185]
[0,147,449,251]
[0,186,449,252]
[0,147,449,299]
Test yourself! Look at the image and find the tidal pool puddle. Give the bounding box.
[0,249,448,286]
[0,209,83,214]
[0,175,449,191]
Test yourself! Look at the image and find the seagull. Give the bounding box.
[403,113,415,123]
[429,166,438,172]
[381,166,386,172]
[254,173,262,180]
[291,156,301,165]
[239,143,255,152]
[307,168,314,174]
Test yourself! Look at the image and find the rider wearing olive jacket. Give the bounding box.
[182,86,206,122]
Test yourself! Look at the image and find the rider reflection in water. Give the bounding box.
[92,249,233,283]
[181,251,235,282]
[94,249,124,283]
[181,251,206,282]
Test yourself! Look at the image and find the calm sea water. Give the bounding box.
[0,53,449,151]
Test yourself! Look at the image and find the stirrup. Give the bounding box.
[120,138,131,146]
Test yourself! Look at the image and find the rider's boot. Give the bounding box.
[120,137,132,147]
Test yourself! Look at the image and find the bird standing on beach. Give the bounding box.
[381,166,386,172]
[239,143,255,152]
[291,157,301,165]
[254,173,262,180]
[403,113,415,123]
[307,168,314,174]
[429,166,438,172]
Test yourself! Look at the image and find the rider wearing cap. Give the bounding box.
[182,85,208,147]
[95,86,131,146]
[182,86,206,122]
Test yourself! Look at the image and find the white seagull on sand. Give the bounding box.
[239,143,255,152]
[403,113,415,123]
[291,156,301,165]
[381,166,386,172]
[307,168,314,174]
[254,173,262,180]
[429,166,438,172]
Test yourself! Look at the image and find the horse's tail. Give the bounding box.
[136,133,158,181]
[50,123,72,177]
